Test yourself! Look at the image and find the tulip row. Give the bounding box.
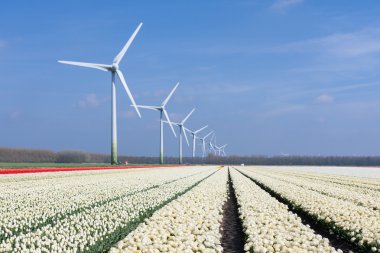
[109,168,228,253]
[241,167,380,252]
[257,166,380,192]
[0,167,216,252]
[230,168,341,253]
[0,167,208,242]
[250,167,380,210]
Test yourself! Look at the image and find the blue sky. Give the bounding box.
[1,0,380,156]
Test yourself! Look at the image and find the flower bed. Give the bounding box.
[109,168,228,253]
[241,167,380,252]
[0,167,215,252]
[230,168,341,253]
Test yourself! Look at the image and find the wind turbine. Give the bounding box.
[163,108,195,164]
[214,145,221,156]
[215,144,227,156]
[220,144,228,156]
[198,131,214,159]
[209,134,217,155]
[58,23,143,165]
[184,125,208,160]
[135,83,179,164]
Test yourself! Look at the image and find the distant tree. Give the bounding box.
[56,150,91,163]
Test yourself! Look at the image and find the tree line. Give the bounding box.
[1,147,380,166]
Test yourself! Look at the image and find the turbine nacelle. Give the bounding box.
[111,63,120,71]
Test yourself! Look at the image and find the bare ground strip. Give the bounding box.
[220,168,245,253]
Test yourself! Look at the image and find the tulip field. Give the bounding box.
[0,166,379,252]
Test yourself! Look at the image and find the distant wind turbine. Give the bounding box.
[209,133,217,155]
[220,144,228,156]
[58,23,143,165]
[215,144,227,156]
[135,83,179,164]
[185,125,208,159]
[163,108,195,164]
[198,131,214,159]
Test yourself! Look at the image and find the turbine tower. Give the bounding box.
[163,108,195,164]
[58,23,143,165]
[135,83,179,164]
[185,125,208,160]
[199,131,214,159]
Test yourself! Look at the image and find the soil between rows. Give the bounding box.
[220,168,245,253]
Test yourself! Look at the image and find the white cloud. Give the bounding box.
[0,40,6,48]
[277,28,380,58]
[78,93,100,108]
[316,94,334,104]
[258,104,305,119]
[271,0,303,11]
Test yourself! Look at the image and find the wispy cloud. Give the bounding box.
[186,83,257,97]
[9,110,21,121]
[271,0,304,11]
[168,112,184,123]
[267,28,380,82]
[77,93,103,108]
[119,110,138,119]
[0,40,7,48]
[258,104,305,119]
[261,81,380,106]
[315,94,334,104]
[276,28,380,58]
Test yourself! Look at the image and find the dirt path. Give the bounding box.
[220,169,245,253]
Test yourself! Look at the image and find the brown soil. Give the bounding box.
[220,169,245,253]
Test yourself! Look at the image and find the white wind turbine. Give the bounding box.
[215,144,227,156]
[198,131,214,159]
[135,83,179,164]
[163,108,195,164]
[209,133,217,155]
[220,144,228,156]
[184,125,208,160]
[58,23,143,165]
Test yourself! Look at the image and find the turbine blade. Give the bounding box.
[58,60,111,71]
[133,105,159,111]
[162,82,179,107]
[183,127,192,134]
[181,108,195,124]
[194,125,208,134]
[163,109,177,137]
[162,120,180,126]
[182,126,190,146]
[211,133,215,141]
[116,70,141,118]
[113,22,143,64]
[203,130,214,140]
